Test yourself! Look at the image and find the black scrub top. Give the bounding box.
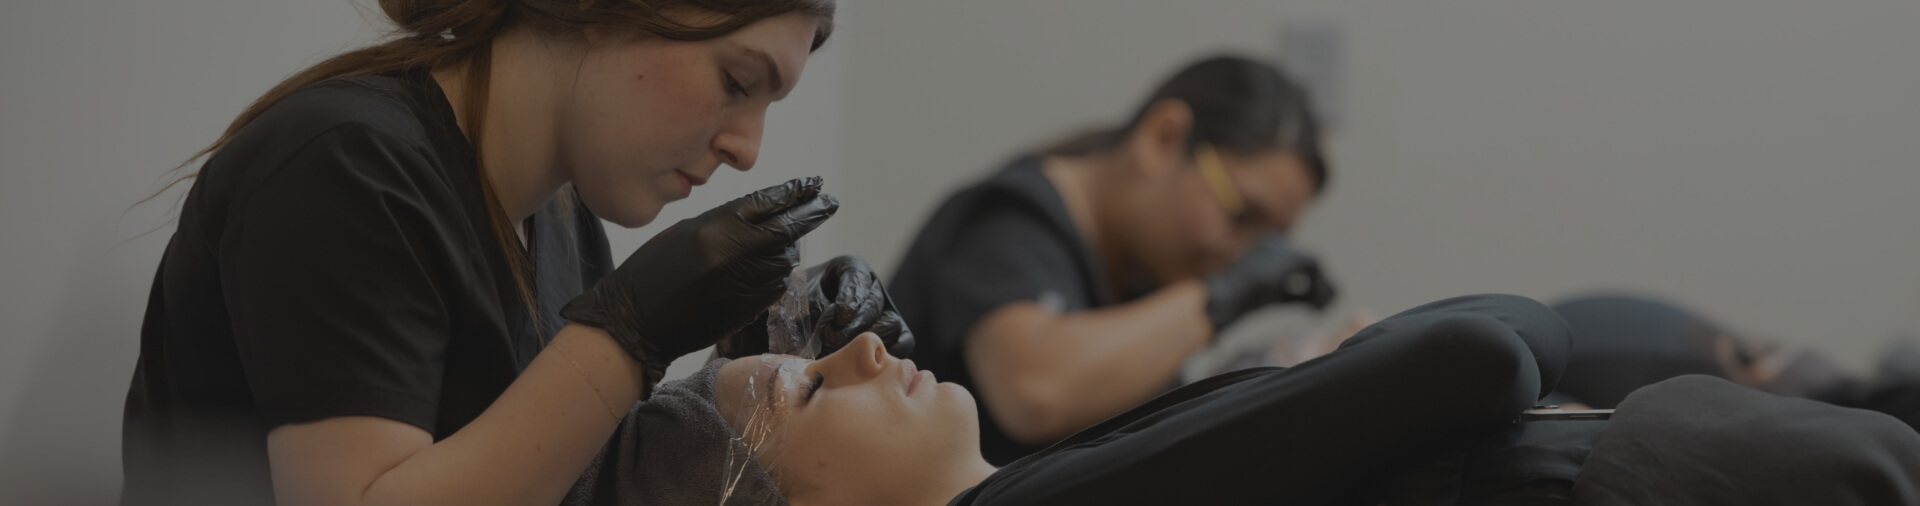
[891,155,1120,465]
[121,68,612,506]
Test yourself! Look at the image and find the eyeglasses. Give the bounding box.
[1195,143,1250,225]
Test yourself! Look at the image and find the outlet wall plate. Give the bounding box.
[1279,19,1345,131]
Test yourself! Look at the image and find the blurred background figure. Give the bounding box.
[1550,294,1920,430]
[890,55,1338,464]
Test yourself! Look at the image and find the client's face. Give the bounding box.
[715,333,981,503]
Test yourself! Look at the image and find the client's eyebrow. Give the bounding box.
[760,366,782,416]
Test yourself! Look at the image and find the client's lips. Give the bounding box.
[904,359,922,395]
[676,170,710,187]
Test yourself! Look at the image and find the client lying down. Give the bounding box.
[565,294,1920,506]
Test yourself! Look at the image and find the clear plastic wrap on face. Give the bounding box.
[720,269,819,505]
[766,269,818,359]
[721,357,794,505]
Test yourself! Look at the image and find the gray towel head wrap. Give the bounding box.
[564,357,789,506]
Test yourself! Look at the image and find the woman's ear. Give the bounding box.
[1125,98,1195,180]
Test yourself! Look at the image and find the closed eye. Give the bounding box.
[723,71,750,97]
[803,372,824,403]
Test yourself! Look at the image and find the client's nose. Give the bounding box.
[850,333,889,377]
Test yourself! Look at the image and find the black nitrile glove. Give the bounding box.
[716,255,917,359]
[1202,233,1336,331]
[561,177,839,394]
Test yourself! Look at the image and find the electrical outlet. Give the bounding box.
[1278,19,1345,131]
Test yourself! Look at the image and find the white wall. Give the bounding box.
[0,1,847,503]
[837,0,1920,370]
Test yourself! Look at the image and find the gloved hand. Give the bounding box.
[561,177,839,394]
[716,255,917,359]
[1202,233,1336,332]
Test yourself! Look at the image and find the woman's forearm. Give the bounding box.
[964,280,1213,444]
[269,324,643,506]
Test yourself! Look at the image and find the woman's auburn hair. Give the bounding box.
[160,0,836,333]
